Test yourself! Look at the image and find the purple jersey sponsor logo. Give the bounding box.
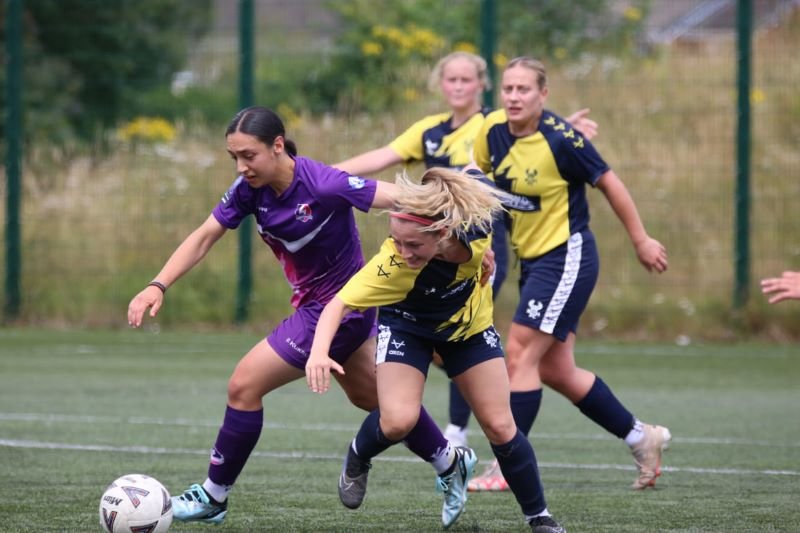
[295,203,313,222]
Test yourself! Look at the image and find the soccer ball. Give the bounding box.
[98,474,173,533]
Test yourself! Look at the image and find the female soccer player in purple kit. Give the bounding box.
[127,106,473,525]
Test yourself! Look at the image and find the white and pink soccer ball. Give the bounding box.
[98,474,172,533]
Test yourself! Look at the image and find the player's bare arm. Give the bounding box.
[371,180,400,209]
[127,215,227,327]
[334,146,403,176]
[595,170,668,274]
[306,296,350,394]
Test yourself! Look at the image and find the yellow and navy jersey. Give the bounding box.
[474,109,609,259]
[336,228,494,342]
[389,107,492,169]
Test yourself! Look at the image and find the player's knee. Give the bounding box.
[540,360,578,394]
[228,374,250,408]
[505,351,527,379]
[539,361,561,388]
[504,336,527,371]
[226,373,259,408]
[379,410,418,441]
[480,415,517,445]
[338,374,378,411]
[344,388,378,411]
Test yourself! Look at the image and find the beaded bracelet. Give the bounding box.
[148,280,167,294]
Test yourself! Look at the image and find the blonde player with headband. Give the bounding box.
[306,167,565,532]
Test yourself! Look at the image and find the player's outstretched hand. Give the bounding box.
[306,352,344,394]
[635,237,668,273]
[127,286,164,328]
[565,108,598,141]
[761,271,800,304]
[480,248,496,286]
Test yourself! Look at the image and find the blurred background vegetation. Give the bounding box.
[1,0,798,342]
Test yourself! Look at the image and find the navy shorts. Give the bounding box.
[375,323,505,378]
[514,231,599,341]
[268,302,377,370]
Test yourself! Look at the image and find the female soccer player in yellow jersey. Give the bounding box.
[469,56,671,492]
[335,51,597,448]
[306,167,566,532]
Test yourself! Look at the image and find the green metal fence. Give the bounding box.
[2,0,799,340]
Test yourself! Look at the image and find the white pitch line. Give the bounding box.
[1,412,799,448]
[1,438,798,477]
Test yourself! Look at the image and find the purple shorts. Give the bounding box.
[267,301,377,370]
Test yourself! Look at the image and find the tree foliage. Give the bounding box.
[307,0,650,112]
[0,0,212,141]
[1,0,651,141]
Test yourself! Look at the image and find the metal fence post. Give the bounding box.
[734,0,752,308]
[235,0,254,323]
[480,0,496,108]
[4,0,23,321]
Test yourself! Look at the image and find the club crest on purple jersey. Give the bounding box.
[295,203,313,222]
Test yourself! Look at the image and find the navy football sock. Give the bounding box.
[575,376,636,438]
[491,429,547,515]
[510,389,543,436]
[353,409,400,460]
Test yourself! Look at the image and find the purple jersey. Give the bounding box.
[212,156,377,308]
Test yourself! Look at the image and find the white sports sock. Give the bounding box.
[443,423,469,447]
[624,419,645,446]
[202,478,230,503]
[430,442,455,474]
[525,508,552,521]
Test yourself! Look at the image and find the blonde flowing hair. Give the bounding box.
[392,168,506,238]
